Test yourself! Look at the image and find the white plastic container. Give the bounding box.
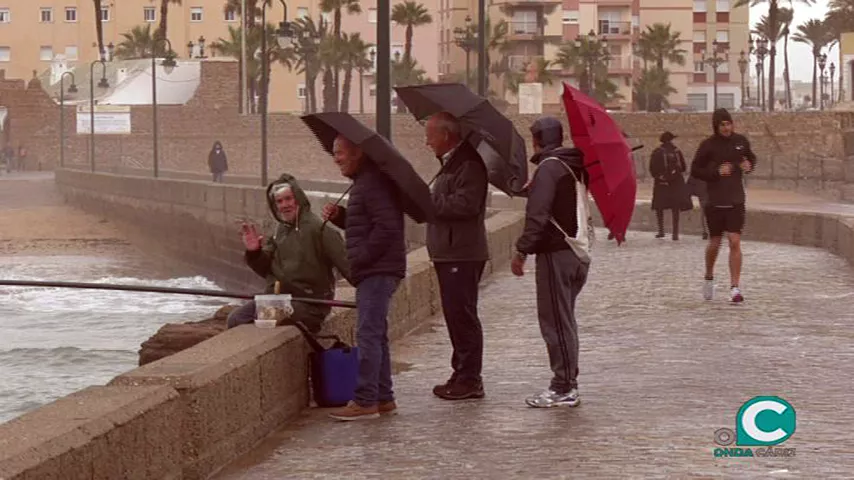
[253,293,293,328]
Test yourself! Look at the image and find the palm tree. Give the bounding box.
[780,8,794,109]
[754,9,793,108]
[114,25,158,59]
[293,16,328,114]
[735,0,815,111]
[503,58,555,94]
[637,23,687,71]
[93,0,106,60]
[156,0,183,40]
[555,37,619,105]
[391,1,432,63]
[792,18,832,108]
[339,33,373,112]
[827,0,854,101]
[319,0,362,111]
[633,67,677,111]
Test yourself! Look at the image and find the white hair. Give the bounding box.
[272,183,293,197]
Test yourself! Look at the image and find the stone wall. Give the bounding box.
[3,63,854,200]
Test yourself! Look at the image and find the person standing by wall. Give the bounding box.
[649,131,692,240]
[208,141,228,183]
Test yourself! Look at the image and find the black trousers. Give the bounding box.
[435,261,486,384]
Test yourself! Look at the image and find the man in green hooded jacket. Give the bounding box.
[227,173,351,332]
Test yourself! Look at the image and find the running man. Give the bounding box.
[689,108,756,303]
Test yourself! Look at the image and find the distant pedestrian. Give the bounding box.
[3,145,14,173]
[690,108,756,303]
[208,141,228,183]
[17,145,27,171]
[512,116,591,409]
[649,131,692,240]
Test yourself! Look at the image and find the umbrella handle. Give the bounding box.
[320,184,353,231]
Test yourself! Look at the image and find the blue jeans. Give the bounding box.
[353,275,400,407]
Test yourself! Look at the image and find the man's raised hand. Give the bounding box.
[241,222,263,251]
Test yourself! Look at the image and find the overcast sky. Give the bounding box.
[750,2,837,82]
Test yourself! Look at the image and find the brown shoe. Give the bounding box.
[378,400,397,415]
[434,380,485,401]
[328,401,379,421]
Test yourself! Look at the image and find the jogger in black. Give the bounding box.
[512,117,591,408]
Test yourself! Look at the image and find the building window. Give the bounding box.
[298,83,306,99]
[297,7,308,19]
[224,9,236,21]
[693,31,706,43]
[718,61,729,73]
[0,8,9,23]
[716,30,729,43]
[65,7,77,22]
[40,8,53,23]
[694,0,707,12]
[190,7,203,22]
[694,61,705,73]
[562,10,579,25]
[632,15,639,28]
[368,8,377,23]
[101,7,110,22]
[144,7,156,22]
[0,46,10,62]
[716,0,730,12]
[40,46,53,61]
[321,11,332,24]
[65,45,78,60]
[687,93,707,111]
[716,93,735,109]
[511,10,538,35]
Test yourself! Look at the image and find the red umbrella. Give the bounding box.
[560,82,637,244]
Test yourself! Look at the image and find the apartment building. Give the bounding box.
[437,0,749,111]
[0,0,439,113]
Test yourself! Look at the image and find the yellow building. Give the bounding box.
[0,0,440,113]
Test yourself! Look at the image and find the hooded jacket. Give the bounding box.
[516,145,589,255]
[690,109,756,206]
[246,173,351,305]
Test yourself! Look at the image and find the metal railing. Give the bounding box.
[599,20,632,36]
[510,21,542,36]
[508,55,545,71]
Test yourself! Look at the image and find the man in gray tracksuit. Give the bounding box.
[511,116,591,408]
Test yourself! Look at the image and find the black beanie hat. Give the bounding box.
[712,108,733,133]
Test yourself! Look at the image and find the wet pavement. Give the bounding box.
[216,230,854,479]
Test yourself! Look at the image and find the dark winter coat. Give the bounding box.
[208,144,228,174]
[649,143,692,211]
[426,140,490,263]
[690,124,757,207]
[330,161,406,285]
[516,147,588,255]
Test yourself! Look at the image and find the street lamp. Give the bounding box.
[453,15,476,88]
[830,62,836,106]
[187,36,208,58]
[260,0,295,186]
[107,42,115,62]
[88,60,109,172]
[818,52,827,110]
[151,38,178,178]
[59,72,78,169]
[738,50,748,108]
[751,36,768,111]
[702,40,728,110]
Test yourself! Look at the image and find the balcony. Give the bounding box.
[508,55,545,72]
[598,20,633,39]
[510,21,544,39]
[500,0,562,6]
[606,55,634,74]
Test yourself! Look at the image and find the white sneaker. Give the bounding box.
[703,279,715,301]
[525,388,580,408]
[731,287,744,303]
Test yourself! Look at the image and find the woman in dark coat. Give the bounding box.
[649,131,692,240]
[208,141,228,183]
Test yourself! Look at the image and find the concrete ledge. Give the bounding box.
[0,385,182,480]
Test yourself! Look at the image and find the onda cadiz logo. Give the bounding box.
[713,396,797,458]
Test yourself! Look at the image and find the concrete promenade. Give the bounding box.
[216,228,854,479]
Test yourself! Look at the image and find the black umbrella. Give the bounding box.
[300,112,435,224]
[394,83,528,196]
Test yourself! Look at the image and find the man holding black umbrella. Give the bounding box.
[424,112,491,401]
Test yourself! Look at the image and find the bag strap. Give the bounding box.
[537,157,594,262]
[293,321,329,352]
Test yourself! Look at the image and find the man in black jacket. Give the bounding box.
[322,135,407,421]
[690,108,756,303]
[424,112,490,400]
[511,116,590,408]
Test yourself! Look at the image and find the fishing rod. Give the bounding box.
[0,280,357,309]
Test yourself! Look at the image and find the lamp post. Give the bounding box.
[106,42,115,61]
[830,62,836,107]
[575,29,608,98]
[818,52,827,110]
[359,47,375,114]
[702,40,728,110]
[752,36,768,111]
[188,36,208,58]
[151,38,178,178]
[260,0,295,186]
[59,72,78,169]
[738,50,748,108]
[88,60,109,172]
[476,0,486,96]
[453,15,475,88]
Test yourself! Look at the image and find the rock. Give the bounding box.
[138,304,238,366]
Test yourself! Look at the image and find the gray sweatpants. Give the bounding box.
[535,249,589,393]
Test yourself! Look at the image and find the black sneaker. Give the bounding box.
[434,379,484,400]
